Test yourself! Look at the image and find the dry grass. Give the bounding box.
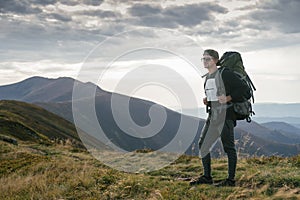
[1,140,300,200]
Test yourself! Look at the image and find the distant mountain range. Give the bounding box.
[251,103,300,129]
[261,121,300,136]
[0,76,299,157]
[236,120,300,145]
[179,104,300,126]
[253,117,300,129]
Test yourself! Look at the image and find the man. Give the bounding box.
[190,49,249,187]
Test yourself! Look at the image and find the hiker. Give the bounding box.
[190,49,250,187]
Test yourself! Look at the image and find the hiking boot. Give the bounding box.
[215,178,236,187]
[189,175,213,186]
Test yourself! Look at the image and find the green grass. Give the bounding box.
[0,100,82,146]
[1,140,299,200]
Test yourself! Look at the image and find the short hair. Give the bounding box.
[203,49,219,60]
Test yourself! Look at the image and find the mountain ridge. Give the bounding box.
[0,76,106,103]
[1,76,300,157]
[261,122,300,136]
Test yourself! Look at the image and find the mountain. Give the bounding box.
[0,76,204,154]
[236,120,300,145]
[253,116,300,126]
[251,103,300,126]
[0,76,53,101]
[37,94,204,154]
[210,127,300,157]
[235,128,300,156]
[0,76,107,103]
[1,77,300,156]
[261,122,300,136]
[178,104,300,124]
[37,99,300,157]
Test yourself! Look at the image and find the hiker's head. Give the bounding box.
[203,49,219,62]
[202,49,219,69]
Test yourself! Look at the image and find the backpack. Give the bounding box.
[203,51,256,122]
[218,51,256,122]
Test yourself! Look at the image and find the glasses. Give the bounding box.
[201,57,213,62]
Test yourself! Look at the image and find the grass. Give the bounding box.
[1,140,300,200]
[0,100,82,146]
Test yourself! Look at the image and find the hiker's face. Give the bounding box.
[202,55,216,69]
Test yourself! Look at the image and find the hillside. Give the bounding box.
[0,140,299,199]
[37,99,300,157]
[0,100,299,199]
[0,100,82,147]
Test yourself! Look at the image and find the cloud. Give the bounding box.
[1,0,299,62]
[31,0,58,6]
[129,4,162,17]
[47,13,73,22]
[233,33,300,51]
[81,0,104,6]
[0,16,106,62]
[235,4,257,11]
[192,0,300,52]
[128,3,228,28]
[59,0,79,6]
[0,0,105,15]
[59,0,104,6]
[0,60,82,85]
[76,9,120,18]
[0,0,124,62]
[238,0,300,33]
[0,0,299,105]
[0,0,42,14]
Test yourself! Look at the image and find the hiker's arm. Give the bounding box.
[203,97,208,105]
[218,95,232,104]
[222,70,249,102]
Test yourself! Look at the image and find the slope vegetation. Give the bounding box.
[0,100,82,146]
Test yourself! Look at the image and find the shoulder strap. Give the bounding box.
[203,74,208,88]
[218,66,226,75]
[215,67,226,96]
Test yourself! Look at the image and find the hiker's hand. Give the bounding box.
[218,95,232,104]
[203,97,208,105]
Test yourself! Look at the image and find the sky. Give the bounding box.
[1,0,300,110]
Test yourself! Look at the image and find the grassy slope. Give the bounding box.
[0,140,299,200]
[0,100,82,146]
[0,100,299,199]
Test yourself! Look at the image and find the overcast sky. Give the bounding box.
[1,0,300,109]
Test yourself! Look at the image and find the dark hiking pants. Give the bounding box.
[199,119,237,180]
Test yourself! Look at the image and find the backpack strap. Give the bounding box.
[203,74,210,113]
[215,67,226,96]
[201,72,208,78]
